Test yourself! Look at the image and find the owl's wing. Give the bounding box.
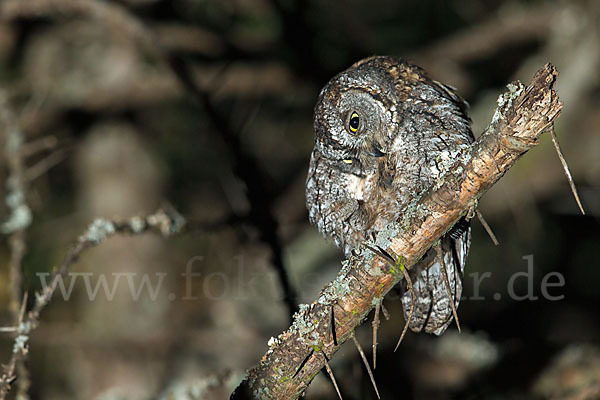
[400,219,471,335]
[432,81,471,123]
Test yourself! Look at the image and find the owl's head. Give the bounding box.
[312,56,407,162]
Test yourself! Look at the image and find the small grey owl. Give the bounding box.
[306,56,473,335]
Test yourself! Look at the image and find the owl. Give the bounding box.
[305,56,473,335]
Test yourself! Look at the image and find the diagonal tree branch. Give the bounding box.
[231,63,563,399]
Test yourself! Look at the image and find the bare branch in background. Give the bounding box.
[19,135,58,158]
[0,0,300,321]
[0,91,33,399]
[0,294,29,400]
[416,5,555,64]
[24,146,71,182]
[231,64,563,399]
[0,208,186,398]
[0,0,161,57]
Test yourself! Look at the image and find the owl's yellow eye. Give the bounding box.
[348,112,360,133]
[342,159,353,164]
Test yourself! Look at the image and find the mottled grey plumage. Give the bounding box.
[305,56,473,335]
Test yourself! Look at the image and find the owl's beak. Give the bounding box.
[368,141,386,157]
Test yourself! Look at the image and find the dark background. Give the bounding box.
[0,0,599,399]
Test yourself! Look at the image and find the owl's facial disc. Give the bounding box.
[339,90,388,159]
[343,109,384,157]
[314,88,388,162]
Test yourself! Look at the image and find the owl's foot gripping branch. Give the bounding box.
[231,64,563,400]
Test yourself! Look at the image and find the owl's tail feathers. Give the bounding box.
[436,242,462,333]
[399,220,471,336]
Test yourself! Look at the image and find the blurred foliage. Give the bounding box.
[0,0,599,399]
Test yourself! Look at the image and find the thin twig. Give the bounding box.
[18,292,27,324]
[31,209,185,316]
[15,292,30,400]
[549,127,585,215]
[321,351,342,400]
[351,334,380,399]
[0,209,186,397]
[475,209,499,246]
[0,294,29,399]
[363,245,415,352]
[371,303,380,369]
[394,266,415,352]
[6,232,26,325]
[19,135,58,158]
[362,244,412,353]
[24,147,70,182]
[380,303,390,320]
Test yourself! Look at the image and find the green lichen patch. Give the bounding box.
[374,221,403,250]
[395,254,406,271]
[490,81,525,126]
[318,271,351,305]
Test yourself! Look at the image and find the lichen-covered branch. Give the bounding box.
[0,208,185,398]
[231,64,563,399]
